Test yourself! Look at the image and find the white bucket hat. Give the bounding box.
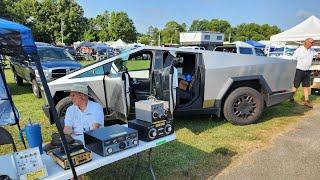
[70,84,88,96]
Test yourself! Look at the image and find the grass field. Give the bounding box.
[1,60,318,179]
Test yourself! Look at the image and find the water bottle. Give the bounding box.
[19,119,43,154]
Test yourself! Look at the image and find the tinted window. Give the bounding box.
[239,47,253,55]
[37,47,74,61]
[255,48,265,56]
[204,35,210,40]
[214,47,236,53]
[74,63,112,78]
[216,36,223,40]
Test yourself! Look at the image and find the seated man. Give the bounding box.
[63,84,104,135]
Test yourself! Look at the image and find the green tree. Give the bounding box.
[161,21,186,44]
[54,0,86,44]
[147,26,160,45]
[0,0,15,20]
[210,19,231,33]
[138,34,151,45]
[108,12,137,42]
[189,19,211,31]
[34,0,58,42]
[95,11,110,41]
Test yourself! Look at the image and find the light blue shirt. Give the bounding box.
[64,100,104,135]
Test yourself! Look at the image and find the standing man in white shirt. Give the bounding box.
[291,38,320,108]
[63,84,104,135]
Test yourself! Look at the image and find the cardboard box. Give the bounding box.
[179,80,189,91]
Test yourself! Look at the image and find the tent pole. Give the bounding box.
[32,54,78,180]
[0,63,27,149]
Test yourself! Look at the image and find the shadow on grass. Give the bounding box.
[86,141,236,180]
[258,101,312,124]
[6,82,33,96]
[173,114,227,135]
[173,100,312,135]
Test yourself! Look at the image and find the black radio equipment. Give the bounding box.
[84,125,138,157]
[128,119,174,142]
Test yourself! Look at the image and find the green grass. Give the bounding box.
[1,61,318,179]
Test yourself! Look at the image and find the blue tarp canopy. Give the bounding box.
[246,40,266,48]
[0,18,37,125]
[0,18,37,56]
[91,43,110,50]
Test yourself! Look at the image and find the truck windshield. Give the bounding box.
[37,47,75,61]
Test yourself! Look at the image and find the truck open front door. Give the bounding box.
[151,51,176,113]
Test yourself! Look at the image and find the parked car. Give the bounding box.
[10,46,82,98]
[214,42,266,56]
[43,46,296,125]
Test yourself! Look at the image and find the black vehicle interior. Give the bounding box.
[125,50,153,102]
[173,52,197,105]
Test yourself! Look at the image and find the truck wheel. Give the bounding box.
[223,87,264,125]
[14,72,23,86]
[32,79,41,98]
[56,96,72,118]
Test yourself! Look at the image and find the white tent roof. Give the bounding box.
[270,15,320,42]
[111,39,127,49]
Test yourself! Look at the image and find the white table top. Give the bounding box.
[0,134,176,180]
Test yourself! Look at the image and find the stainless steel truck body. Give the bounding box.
[43,46,296,125]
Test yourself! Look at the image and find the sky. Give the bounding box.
[76,0,320,33]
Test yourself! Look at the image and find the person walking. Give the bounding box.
[291,38,320,108]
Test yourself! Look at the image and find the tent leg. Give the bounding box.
[16,123,26,149]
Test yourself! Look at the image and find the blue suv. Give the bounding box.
[10,45,82,98]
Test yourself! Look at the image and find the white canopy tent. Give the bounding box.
[111,39,128,49]
[270,15,320,43]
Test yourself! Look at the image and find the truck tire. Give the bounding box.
[56,96,72,118]
[223,87,264,125]
[14,72,23,86]
[32,79,41,98]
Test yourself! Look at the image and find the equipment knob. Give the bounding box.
[119,142,126,150]
[132,139,138,145]
[148,128,157,139]
[165,124,172,134]
[152,111,159,120]
[106,147,113,154]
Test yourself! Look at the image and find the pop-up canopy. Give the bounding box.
[0,18,37,125]
[270,15,320,42]
[0,18,37,56]
[0,18,78,178]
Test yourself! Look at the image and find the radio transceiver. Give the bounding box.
[84,125,139,157]
[128,119,174,142]
[135,99,171,123]
[50,146,92,170]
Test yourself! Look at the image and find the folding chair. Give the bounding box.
[0,127,17,152]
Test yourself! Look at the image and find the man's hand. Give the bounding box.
[91,123,101,130]
[63,126,73,135]
[317,53,320,59]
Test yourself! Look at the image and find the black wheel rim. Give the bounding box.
[61,104,72,117]
[233,95,257,119]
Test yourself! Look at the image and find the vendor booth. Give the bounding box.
[0,18,176,180]
[0,18,80,179]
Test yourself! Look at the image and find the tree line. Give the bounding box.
[1,0,281,45]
